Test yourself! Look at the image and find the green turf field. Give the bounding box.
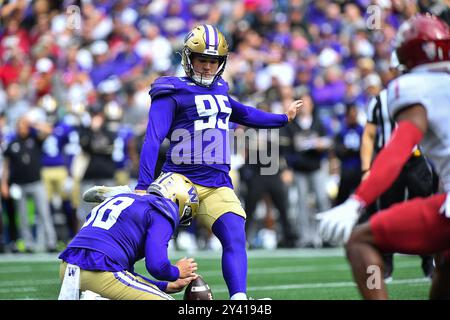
[0,248,432,300]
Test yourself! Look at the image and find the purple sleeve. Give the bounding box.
[229,96,288,128]
[145,211,180,281]
[136,96,176,190]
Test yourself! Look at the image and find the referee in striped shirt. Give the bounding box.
[358,54,437,282]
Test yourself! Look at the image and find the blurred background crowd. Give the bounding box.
[0,0,449,254]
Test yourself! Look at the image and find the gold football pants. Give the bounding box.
[59,262,174,300]
[193,184,246,230]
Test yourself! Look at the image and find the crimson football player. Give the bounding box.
[317,14,450,299]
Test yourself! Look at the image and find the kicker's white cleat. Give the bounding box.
[82,185,133,203]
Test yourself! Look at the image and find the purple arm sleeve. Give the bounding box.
[145,212,180,281]
[136,96,176,191]
[228,96,288,128]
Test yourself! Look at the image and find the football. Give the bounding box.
[183,275,213,300]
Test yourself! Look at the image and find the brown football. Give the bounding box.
[183,275,213,300]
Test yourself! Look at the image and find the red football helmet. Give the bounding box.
[395,14,450,70]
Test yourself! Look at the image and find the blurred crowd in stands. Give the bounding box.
[0,0,449,253]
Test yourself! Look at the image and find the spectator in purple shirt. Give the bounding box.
[88,40,116,87]
[113,34,144,83]
[311,65,346,109]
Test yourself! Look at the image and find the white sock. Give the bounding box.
[230,292,247,300]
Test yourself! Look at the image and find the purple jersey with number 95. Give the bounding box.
[136,76,288,190]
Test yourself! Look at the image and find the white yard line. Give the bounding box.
[0,248,347,263]
[0,261,421,281]
[0,249,429,299]
[0,248,424,263]
[0,253,60,263]
[0,287,37,294]
[173,277,431,296]
[170,248,347,259]
[0,266,34,274]
[0,279,59,288]
[0,277,428,299]
[199,261,426,277]
[0,262,426,292]
[243,277,430,292]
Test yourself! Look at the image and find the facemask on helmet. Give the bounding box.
[147,172,199,227]
[389,51,406,74]
[181,24,229,87]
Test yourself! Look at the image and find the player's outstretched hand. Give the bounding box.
[166,274,198,294]
[316,196,364,244]
[286,99,303,122]
[176,257,198,279]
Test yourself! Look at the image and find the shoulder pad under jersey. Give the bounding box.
[149,77,176,100]
[387,73,426,118]
[216,77,229,89]
[151,196,179,230]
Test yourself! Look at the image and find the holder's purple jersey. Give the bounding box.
[59,193,180,282]
[136,76,288,190]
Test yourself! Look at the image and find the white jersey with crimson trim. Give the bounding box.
[387,70,450,192]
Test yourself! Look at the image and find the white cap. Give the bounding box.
[377,0,391,9]
[121,8,138,25]
[318,48,339,67]
[98,77,121,94]
[363,73,382,90]
[2,35,19,48]
[104,101,123,121]
[36,57,54,73]
[90,40,109,56]
[355,39,375,58]
[76,48,94,70]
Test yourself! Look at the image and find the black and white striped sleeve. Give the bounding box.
[366,95,380,125]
